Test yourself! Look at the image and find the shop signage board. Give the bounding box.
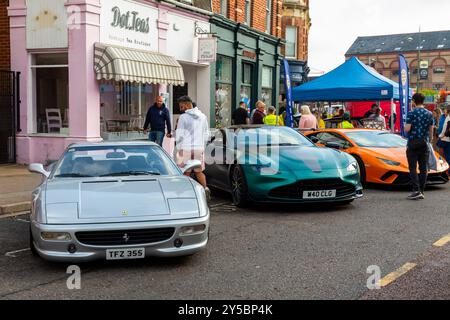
[100,0,159,52]
[26,0,68,49]
[198,38,217,63]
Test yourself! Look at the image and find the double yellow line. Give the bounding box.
[379,233,450,288]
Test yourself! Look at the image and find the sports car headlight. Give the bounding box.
[377,158,401,166]
[41,232,72,241]
[347,162,359,173]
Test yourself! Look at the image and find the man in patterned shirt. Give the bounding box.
[404,93,434,200]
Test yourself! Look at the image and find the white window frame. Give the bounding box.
[266,0,271,33]
[285,26,297,59]
[220,0,228,18]
[245,0,251,25]
[30,52,69,136]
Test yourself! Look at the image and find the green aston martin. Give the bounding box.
[204,126,363,207]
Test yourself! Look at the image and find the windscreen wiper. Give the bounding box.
[101,171,161,177]
[54,173,94,178]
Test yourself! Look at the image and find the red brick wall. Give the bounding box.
[212,0,281,37]
[0,0,10,70]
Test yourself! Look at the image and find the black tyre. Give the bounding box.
[352,155,366,185]
[230,165,250,207]
[29,227,38,256]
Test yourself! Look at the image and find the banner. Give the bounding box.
[398,54,410,137]
[283,60,294,128]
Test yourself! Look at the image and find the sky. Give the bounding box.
[308,0,450,74]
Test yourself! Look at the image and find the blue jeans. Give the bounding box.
[149,131,164,147]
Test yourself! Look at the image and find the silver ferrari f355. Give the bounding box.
[28,141,209,263]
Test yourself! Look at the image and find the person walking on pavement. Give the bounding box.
[405,93,434,200]
[232,101,250,125]
[175,96,211,199]
[251,101,266,125]
[363,104,378,119]
[369,107,387,130]
[143,96,172,146]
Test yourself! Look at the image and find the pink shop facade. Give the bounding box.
[8,0,212,164]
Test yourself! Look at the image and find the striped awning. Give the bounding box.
[94,43,185,86]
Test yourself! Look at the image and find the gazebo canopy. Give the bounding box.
[292,57,407,102]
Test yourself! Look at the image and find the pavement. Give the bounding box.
[0,164,42,215]
[1,184,450,299]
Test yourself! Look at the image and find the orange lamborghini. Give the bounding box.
[304,129,449,186]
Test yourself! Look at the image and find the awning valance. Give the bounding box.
[94,43,185,86]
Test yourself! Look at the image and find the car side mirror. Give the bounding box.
[29,163,50,178]
[181,160,202,174]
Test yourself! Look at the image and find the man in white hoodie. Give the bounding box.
[175,96,211,198]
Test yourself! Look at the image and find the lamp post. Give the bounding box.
[408,28,422,92]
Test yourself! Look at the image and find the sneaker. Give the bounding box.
[407,192,424,200]
[205,187,212,201]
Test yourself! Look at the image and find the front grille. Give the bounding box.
[76,228,175,246]
[390,172,449,185]
[269,179,356,200]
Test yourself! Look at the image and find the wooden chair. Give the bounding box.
[46,109,62,133]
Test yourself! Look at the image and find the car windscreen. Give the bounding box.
[345,131,407,148]
[230,127,314,147]
[53,145,180,178]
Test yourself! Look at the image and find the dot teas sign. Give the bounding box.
[198,38,217,63]
[100,0,158,51]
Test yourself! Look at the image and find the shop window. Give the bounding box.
[100,81,157,140]
[215,56,233,128]
[285,26,297,58]
[241,63,253,110]
[261,67,273,106]
[32,53,69,134]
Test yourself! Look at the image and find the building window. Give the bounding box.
[285,26,297,58]
[32,53,69,134]
[245,0,251,25]
[220,0,228,18]
[266,0,271,33]
[100,81,155,140]
[261,66,273,106]
[241,63,253,110]
[215,55,233,128]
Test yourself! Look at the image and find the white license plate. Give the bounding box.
[106,248,145,260]
[303,190,337,199]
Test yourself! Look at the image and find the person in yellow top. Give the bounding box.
[340,112,354,129]
[318,112,327,129]
[264,106,285,126]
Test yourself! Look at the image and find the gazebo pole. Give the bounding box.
[390,98,395,133]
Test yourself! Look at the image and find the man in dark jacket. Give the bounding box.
[143,96,172,146]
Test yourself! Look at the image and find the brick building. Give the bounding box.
[281,0,310,62]
[211,0,282,37]
[346,30,450,92]
[210,0,283,127]
[0,0,10,70]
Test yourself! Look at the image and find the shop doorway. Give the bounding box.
[0,71,20,163]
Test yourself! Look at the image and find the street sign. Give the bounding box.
[419,68,428,80]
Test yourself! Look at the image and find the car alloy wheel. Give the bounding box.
[231,165,249,207]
